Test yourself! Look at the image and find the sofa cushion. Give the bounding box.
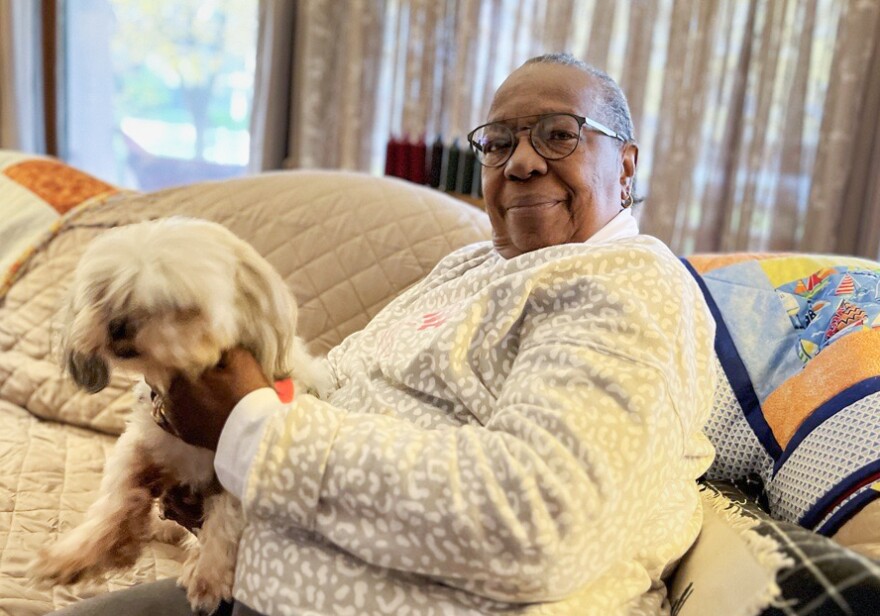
[671,481,880,616]
[682,253,880,559]
[0,169,491,435]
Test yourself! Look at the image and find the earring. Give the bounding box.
[621,193,634,209]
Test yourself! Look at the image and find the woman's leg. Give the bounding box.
[49,579,233,616]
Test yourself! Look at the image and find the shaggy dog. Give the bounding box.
[31,217,329,612]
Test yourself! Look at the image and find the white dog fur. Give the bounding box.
[31,217,330,612]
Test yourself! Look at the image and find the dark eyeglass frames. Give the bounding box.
[467,112,625,168]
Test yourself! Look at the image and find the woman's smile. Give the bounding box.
[505,198,567,211]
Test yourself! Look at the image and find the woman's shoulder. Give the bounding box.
[442,240,497,263]
[516,235,683,276]
[510,237,703,313]
[427,240,499,277]
[427,236,689,290]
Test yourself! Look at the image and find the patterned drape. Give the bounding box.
[252,0,880,257]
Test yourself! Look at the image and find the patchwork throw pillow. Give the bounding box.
[682,253,880,559]
[0,150,119,294]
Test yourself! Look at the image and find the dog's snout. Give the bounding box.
[108,317,139,358]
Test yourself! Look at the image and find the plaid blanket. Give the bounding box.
[710,481,880,616]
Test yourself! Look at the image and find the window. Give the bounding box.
[62,0,258,191]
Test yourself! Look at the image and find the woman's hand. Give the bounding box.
[162,347,271,451]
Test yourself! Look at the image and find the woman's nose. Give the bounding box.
[504,133,547,181]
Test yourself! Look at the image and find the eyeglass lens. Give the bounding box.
[471,114,582,166]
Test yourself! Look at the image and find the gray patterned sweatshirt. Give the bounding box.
[216,229,717,615]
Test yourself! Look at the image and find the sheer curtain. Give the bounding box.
[0,0,46,152]
[252,0,880,257]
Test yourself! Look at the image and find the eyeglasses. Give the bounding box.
[467,112,625,168]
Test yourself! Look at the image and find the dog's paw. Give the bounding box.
[150,514,192,545]
[177,547,233,614]
[177,549,199,589]
[179,565,233,615]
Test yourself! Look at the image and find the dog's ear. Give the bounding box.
[234,245,299,381]
[66,352,110,394]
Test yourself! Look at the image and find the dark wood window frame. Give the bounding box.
[40,0,58,156]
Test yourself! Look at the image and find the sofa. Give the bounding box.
[0,150,878,615]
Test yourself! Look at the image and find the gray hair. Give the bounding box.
[524,53,635,143]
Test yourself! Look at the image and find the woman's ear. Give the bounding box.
[621,142,638,180]
[620,142,639,197]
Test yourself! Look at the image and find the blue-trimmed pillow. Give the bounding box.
[682,253,880,559]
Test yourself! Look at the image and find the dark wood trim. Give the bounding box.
[40,0,58,156]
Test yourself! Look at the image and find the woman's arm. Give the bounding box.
[199,254,716,603]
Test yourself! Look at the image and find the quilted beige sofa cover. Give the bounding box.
[0,170,490,614]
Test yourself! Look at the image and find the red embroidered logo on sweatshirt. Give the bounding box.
[418,312,447,330]
[417,300,466,331]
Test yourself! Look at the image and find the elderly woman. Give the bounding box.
[56,53,716,616]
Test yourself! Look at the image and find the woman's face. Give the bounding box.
[481,64,638,259]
